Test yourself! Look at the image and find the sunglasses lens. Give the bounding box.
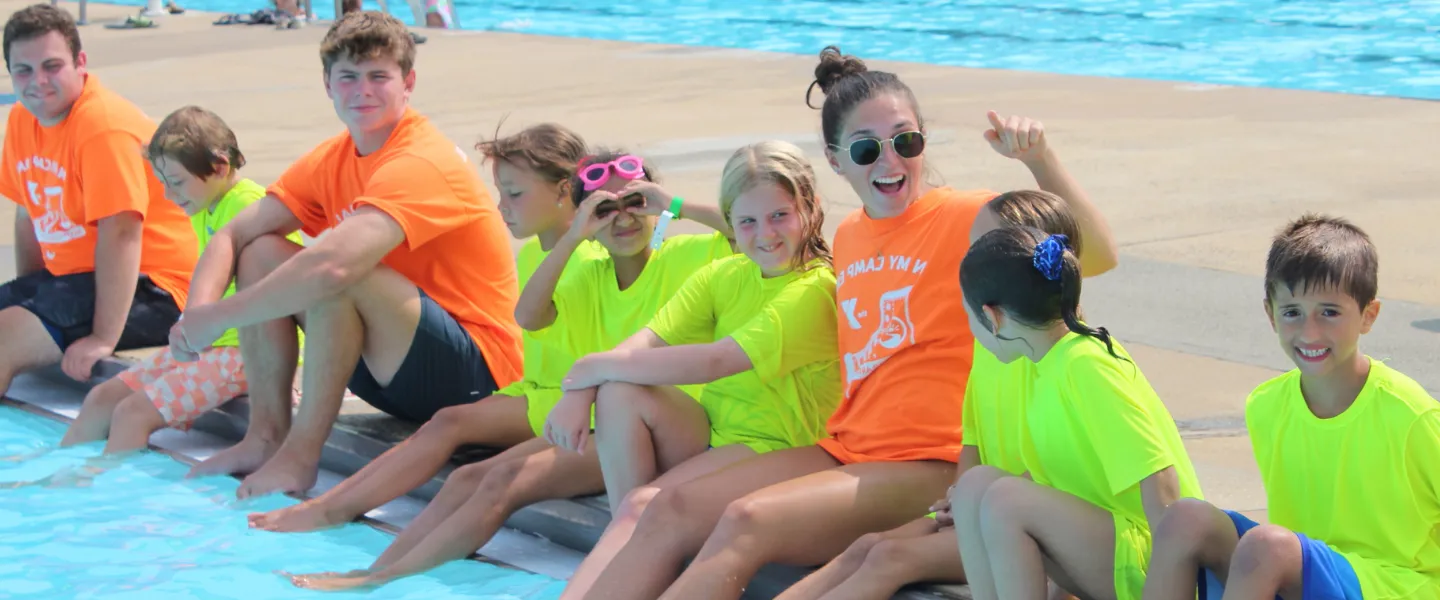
[849,140,882,165]
[894,132,925,158]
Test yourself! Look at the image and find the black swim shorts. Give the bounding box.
[346,289,499,422]
[0,271,182,350]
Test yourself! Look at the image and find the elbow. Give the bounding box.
[1091,249,1120,277]
[514,304,555,332]
[315,262,361,294]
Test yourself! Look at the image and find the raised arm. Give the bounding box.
[984,111,1119,277]
[516,192,616,331]
[13,211,44,278]
[621,180,735,241]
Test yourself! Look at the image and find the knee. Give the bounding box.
[593,381,647,416]
[416,405,467,441]
[952,465,1008,516]
[631,487,698,540]
[1152,498,1225,551]
[712,494,771,540]
[838,532,887,566]
[613,486,661,525]
[1231,525,1300,574]
[112,393,161,430]
[862,537,920,574]
[448,461,492,487]
[976,475,1030,523]
[475,458,526,498]
[81,383,128,414]
[237,234,301,287]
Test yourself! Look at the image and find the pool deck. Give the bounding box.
[0,1,1438,598]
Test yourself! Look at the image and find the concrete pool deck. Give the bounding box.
[0,1,1437,596]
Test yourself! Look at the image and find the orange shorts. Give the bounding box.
[117,347,247,430]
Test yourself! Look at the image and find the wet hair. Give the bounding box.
[476,123,588,195]
[985,190,1083,254]
[4,4,81,71]
[1264,213,1377,309]
[806,46,924,149]
[960,226,1122,360]
[320,11,416,78]
[568,148,658,207]
[718,141,832,272]
[145,106,246,179]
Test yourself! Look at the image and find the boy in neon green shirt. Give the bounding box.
[1141,214,1440,600]
[59,106,302,455]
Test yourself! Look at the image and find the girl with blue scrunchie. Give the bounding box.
[951,227,1206,600]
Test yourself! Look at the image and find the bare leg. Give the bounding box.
[591,380,711,514]
[103,392,167,454]
[977,477,1121,600]
[188,236,302,481]
[61,377,133,446]
[657,458,955,600]
[1220,525,1304,600]
[1141,499,1241,600]
[237,259,423,499]
[560,445,758,600]
[952,466,1014,600]
[0,306,63,398]
[778,517,941,600]
[825,526,964,600]
[249,394,533,532]
[293,440,605,591]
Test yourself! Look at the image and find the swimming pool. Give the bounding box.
[0,404,564,599]
[107,0,1439,100]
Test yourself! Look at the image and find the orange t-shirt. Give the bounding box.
[818,186,994,464]
[268,107,523,387]
[0,75,197,306]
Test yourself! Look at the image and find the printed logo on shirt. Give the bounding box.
[15,156,85,245]
[335,204,360,226]
[836,253,926,393]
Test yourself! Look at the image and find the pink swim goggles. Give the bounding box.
[578,155,645,191]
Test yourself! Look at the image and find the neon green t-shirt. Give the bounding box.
[538,232,735,399]
[497,237,608,434]
[1027,332,1203,600]
[1247,359,1440,599]
[960,341,1036,475]
[196,179,305,348]
[648,256,841,454]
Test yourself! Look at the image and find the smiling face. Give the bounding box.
[494,159,569,240]
[151,156,229,216]
[1266,283,1379,379]
[7,31,85,126]
[730,182,804,277]
[588,177,654,257]
[324,55,413,136]
[826,93,927,220]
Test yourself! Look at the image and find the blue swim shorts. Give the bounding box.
[1197,510,1362,600]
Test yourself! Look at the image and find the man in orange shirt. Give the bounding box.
[171,11,522,500]
[0,5,197,397]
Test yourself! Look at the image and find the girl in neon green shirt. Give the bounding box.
[780,189,1117,600]
[953,227,1203,600]
[548,141,844,596]
[288,145,735,592]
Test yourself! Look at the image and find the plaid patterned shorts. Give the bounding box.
[117,347,248,430]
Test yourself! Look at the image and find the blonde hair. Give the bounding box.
[718,141,832,272]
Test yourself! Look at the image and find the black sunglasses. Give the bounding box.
[831,131,926,166]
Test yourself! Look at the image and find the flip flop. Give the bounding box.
[166,1,186,14]
[104,15,156,29]
[213,13,247,25]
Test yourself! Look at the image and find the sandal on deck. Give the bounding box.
[104,15,156,29]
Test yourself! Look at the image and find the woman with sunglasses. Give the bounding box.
[562,45,1115,600]
[286,148,734,591]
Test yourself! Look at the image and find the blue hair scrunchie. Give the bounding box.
[1032,234,1069,281]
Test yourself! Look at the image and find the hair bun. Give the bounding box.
[807,46,868,108]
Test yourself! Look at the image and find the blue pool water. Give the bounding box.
[0,405,564,599]
[107,0,1440,100]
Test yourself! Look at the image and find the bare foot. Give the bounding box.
[286,570,380,591]
[248,500,350,532]
[236,451,318,499]
[187,436,278,480]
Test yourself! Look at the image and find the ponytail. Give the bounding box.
[1036,234,1125,362]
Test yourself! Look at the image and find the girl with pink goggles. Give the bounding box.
[578,155,646,191]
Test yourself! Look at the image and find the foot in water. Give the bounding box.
[248,499,350,532]
[236,450,318,499]
[187,436,278,480]
[284,569,379,591]
[0,446,55,463]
